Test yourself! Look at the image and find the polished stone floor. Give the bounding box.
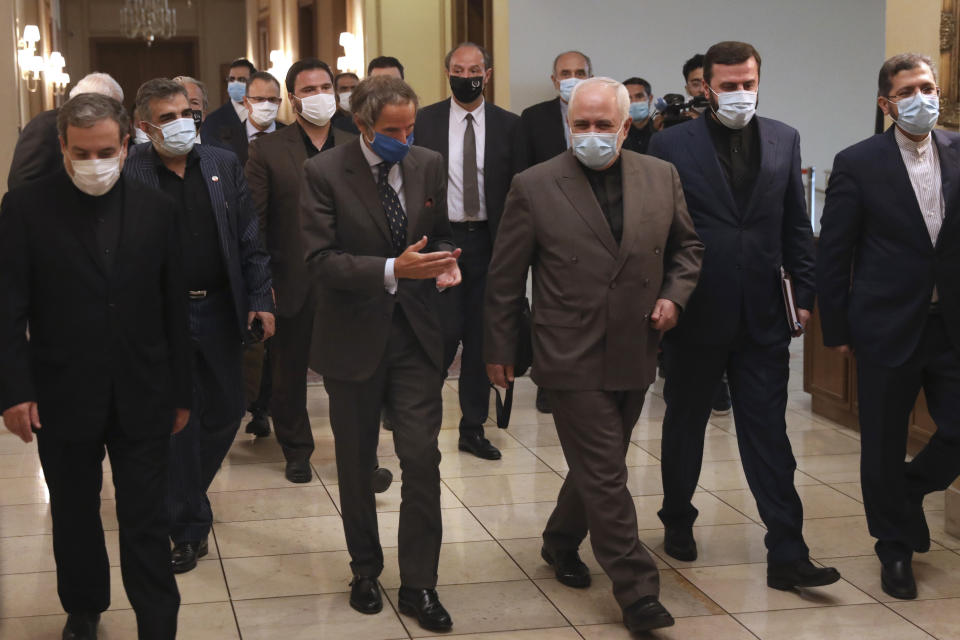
[1,339,959,639]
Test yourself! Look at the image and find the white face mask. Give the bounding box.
[133,128,151,145]
[571,131,621,170]
[149,117,196,156]
[67,152,124,197]
[338,91,352,111]
[296,92,337,126]
[249,101,279,128]
[558,77,581,102]
[710,88,757,129]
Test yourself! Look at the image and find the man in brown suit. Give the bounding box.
[300,75,460,632]
[485,77,703,634]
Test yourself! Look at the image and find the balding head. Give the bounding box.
[69,72,124,102]
[567,77,631,169]
[568,77,629,126]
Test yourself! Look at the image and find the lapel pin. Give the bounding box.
[212,176,219,182]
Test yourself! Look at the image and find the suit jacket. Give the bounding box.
[199,102,287,166]
[300,140,456,380]
[7,109,61,191]
[124,142,274,332]
[484,150,704,390]
[246,122,356,317]
[414,98,521,241]
[516,97,567,171]
[0,171,191,441]
[648,115,815,346]
[817,127,960,367]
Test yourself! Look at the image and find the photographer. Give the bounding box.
[622,77,656,154]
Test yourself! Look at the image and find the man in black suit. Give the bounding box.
[648,41,840,591]
[7,72,124,190]
[0,94,190,640]
[414,42,520,459]
[199,58,256,164]
[621,77,656,155]
[300,75,460,632]
[126,78,275,575]
[333,71,361,134]
[817,53,960,600]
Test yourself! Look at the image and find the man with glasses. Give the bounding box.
[201,58,257,163]
[818,53,960,600]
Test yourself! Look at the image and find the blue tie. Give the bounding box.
[378,162,407,256]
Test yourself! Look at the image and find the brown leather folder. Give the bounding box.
[781,267,804,336]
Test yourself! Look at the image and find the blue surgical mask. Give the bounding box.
[559,77,580,102]
[149,117,196,157]
[571,132,620,170]
[367,131,414,164]
[227,80,246,103]
[629,100,650,122]
[892,92,940,137]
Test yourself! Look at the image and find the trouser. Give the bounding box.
[324,307,444,587]
[243,341,271,416]
[857,313,960,564]
[542,388,660,609]
[658,332,809,564]
[38,413,179,639]
[440,222,493,436]
[269,295,318,462]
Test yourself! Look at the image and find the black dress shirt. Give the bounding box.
[83,180,123,273]
[705,112,760,212]
[582,156,624,245]
[623,120,655,155]
[299,122,337,160]
[155,149,227,291]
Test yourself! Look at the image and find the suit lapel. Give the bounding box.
[884,128,934,249]
[343,140,393,247]
[437,99,451,164]
[556,152,618,258]
[61,177,106,276]
[742,117,779,223]
[686,117,738,222]
[283,124,308,175]
[611,153,649,278]
[197,148,235,265]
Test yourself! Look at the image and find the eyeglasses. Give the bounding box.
[887,86,940,101]
[247,96,282,105]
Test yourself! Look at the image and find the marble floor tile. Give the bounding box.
[734,603,934,640]
[313,455,402,485]
[376,507,492,548]
[469,502,557,540]
[634,432,742,462]
[632,492,751,530]
[207,462,323,493]
[233,592,408,640]
[0,452,44,479]
[440,447,554,478]
[830,482,864,503]
[786,429,862,456]
[577,614,758,639]
[442,472,564,507]
[0,476,50,506]
[713,483,865,523]
[794,454,862,484]
[420,629,581,640]
[640,522,771,569]
[506,424,562,448]
[223,436,287,465]
[500,535,668,577]
[926,509,960,549]
[223,549,355,600]
[0,503,51,538]
[625,464,664,496]
[887,597,960,640]
[326,479,462,513]
[213,515,347,558]
[210,485,339,523]
[829,550,960,601]
[530,444,658,473]
[379,540,526,589]
[802,515,894,559]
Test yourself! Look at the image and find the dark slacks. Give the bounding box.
[38,416,179,639]
[243,340,272,415]
[659,332,809,564]
[324,307,444,587]
[168,292,244,543]
[542,389,660,609]
[440,223,493,436]
[268,295,318,462]
[857,313,960,563]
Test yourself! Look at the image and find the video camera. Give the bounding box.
[655,94,709,128]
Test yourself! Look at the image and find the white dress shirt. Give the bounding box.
[245,117,276,142]
[559,99,570,148]
[447,99,487,222]
[231,100,248,124]
[360,138,406,294]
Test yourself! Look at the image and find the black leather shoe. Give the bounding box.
[285,459,312,483]
[535,387,552,413]
[245,413,271,438]
[349,576,383,614]
[663,527,697,562]
[372,466,393,494]
[712,380,732,416]
[881,559,918,600]
[541,546,591,588]
[767,558,841,590]
[171,538,208,574]
[458,434,502,460]
[623,596,674,633]
[62,613,100,640]
[397,586,453,632]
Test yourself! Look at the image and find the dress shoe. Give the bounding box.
[349,576,383,614]
[711,380,732,416]
[62,612,100,640]
[397,586,453,632]
[171,538,208,574]
[458,433,502,460]
[663,527,697,562]
[535,387,552,413]
[541,546,591,588]
[767,558,841,590]
[245,413,271,438]
[285,459,312,483]
[623,596,674,633]
[881,558,918,600]
[372,466,393,494]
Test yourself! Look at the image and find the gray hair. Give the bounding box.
[350,75,419,130]
[878,53,937,97]
[57,93,130,144]
[69,72,124,102]
[568,77,630,124]
[444,42,492,70]
[173,75,209,111]
[552,50,592,77]
[135,78,189,123]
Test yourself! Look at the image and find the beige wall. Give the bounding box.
[886,0,941,59]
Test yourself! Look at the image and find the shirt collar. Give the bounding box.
[246,117,276,138]
[359,135,384,167]
[895,126,933,156]
[450,98,485,124]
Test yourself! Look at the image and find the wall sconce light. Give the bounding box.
[17,25,71,95]
[46,51,70,96]
[267,49,292,83]
[337,32,364,75]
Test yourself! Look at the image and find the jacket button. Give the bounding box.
[108,303,116,309]
[644,279,650,287]
[571,256,578,263]
[654,248,661,255]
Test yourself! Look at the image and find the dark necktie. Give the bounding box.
[378,162,407,256]
[462,113,480,219]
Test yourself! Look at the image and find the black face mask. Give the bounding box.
[191,109,203,132]
[449,75,484,103]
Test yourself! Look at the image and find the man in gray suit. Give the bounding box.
[300,75,460,632]
[485,77,703,634]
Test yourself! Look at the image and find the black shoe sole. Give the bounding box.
[285,464,313,483]
[625,613,675,633]
[349,598,383,615]
[663,542,697,562]
[881,577,917,600]
[171,542,208,574]
[540,548,591,588]
[768,569,841,591]
[396,600,453,632]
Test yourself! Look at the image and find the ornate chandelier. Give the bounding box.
[120,0,177,46]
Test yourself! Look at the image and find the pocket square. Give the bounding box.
[424,198,434,208]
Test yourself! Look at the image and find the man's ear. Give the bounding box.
[59,135,68,155]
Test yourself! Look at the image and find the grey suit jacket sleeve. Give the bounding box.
[300,157,390,294]
[7,110,60,191]
[659,164,704,310]
[232,156,274,312]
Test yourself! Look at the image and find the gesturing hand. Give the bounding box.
[394,236,461,280]
[2,402,41,443]
[172,408,190,434]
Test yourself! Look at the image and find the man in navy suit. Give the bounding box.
[648,41,840,591]
[818,53,960,600]
[125,78,275,575]
[200,58,256,164]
